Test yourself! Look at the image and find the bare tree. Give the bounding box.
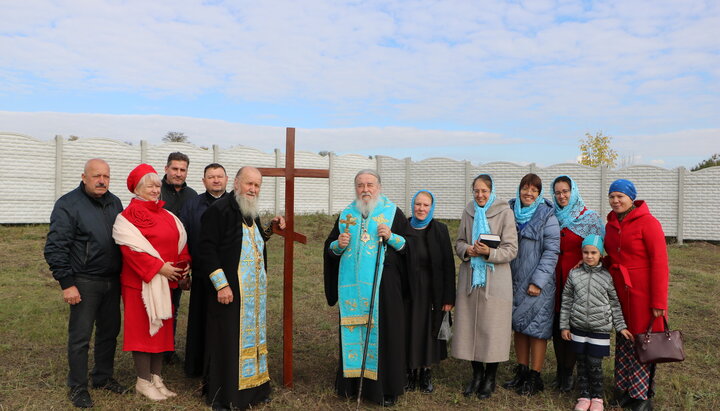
[163,131,189,143]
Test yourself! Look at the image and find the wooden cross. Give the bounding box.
[257,127,330,387]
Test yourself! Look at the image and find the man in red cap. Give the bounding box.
[45,158,126,408]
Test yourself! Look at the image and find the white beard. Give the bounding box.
[355,197,378,218]
[235,192,259,220]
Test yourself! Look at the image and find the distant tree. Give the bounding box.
[68,135,79,141]
[691,153,720,171]
[578,131,618,168]
[163,131,189,143]
[617,152,638,169]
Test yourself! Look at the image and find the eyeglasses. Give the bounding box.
[554,189,571,197]
[472,189,490,195]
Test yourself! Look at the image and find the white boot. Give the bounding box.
[136,377,167,401]
[151,374,177,397]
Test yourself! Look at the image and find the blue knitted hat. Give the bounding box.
[608,179,637,200]
[582,234,604,254]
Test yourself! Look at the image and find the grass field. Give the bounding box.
[0,215,718,410]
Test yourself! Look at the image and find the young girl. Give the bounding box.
[559,235,633,411]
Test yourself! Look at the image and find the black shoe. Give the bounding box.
[611,390,633,407]
[559,372,574,393]
[418,368,434,393]
[92,378,128,394]
[463,365,484,397]
[516,370,544,396]
[211,405,231,411]
[477,363,497,399]
[502,363,528,390]
[404,369,417,391]
[382,395,397,407]
[631,398,653,411]
[69,387,93,408]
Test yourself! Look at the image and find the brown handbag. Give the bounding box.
[634,317,685,364]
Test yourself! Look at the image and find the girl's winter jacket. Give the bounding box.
[559,263,627,333]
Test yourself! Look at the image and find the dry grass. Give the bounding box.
[0,218,717,410]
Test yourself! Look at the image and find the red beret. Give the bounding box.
[127,163,158,193]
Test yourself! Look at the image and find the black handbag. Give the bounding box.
[634,317,685,364]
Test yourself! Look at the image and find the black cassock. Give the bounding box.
[323,209,411,404]
[180,191,227,378]
[198,193,271,410]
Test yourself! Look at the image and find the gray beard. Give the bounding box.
[355,197,378,218]
[235,192,259,220]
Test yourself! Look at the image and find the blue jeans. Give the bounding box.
[67,276,120,389]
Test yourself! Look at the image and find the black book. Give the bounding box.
[479,234,501,248]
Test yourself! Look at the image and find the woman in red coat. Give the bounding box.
[550,175,604,392]
[604,179,668,411]
[112,164,190,401]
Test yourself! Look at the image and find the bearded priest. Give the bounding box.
[197,166,284,411]
[323,169,411,407]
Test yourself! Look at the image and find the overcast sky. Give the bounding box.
[2,0,718,168]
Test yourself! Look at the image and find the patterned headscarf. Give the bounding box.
[552,175,604,239]
[471,174,496,289]
[409,190,435,229]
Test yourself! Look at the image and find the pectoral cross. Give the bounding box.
[339,213,356,233]
[257,128,330,388]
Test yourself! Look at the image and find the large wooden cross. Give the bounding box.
[257,127,330,387]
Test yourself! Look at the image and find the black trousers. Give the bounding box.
[67,276,120,389]
[169,287,182,353]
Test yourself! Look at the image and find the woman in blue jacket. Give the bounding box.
[502,173,560,396]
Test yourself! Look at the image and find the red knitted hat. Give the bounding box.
[127,163,157,193]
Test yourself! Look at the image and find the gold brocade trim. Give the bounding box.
[239,371,270,390]
[343,369,378,380]
[240,344,268,360]
[340,315,369,326]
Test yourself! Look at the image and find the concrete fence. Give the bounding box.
[1,132,718,243]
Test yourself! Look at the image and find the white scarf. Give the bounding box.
[112,212,187,336]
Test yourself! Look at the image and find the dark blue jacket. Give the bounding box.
[179,191,228,256]
[44,183,123,289]
[509,198,560,339]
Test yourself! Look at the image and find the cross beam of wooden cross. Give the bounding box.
[257,127,330,388]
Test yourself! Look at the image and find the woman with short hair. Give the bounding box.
[503,173,560,396]
[112,163,190,401]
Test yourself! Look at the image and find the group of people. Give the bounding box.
[323,170,668,411]
[45,153,283,410]
[45,155,669,411]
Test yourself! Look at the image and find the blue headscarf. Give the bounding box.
[471,174,496,289]
[582,234,605,254]
[609,179,637,200]
[513,183,545,224]
[409,190,435,229]
[552,175,605,239]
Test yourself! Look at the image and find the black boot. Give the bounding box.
[501,363,528,390]
[551,365,562,389]
[517,369,544,396]
[463,361,484,397]
[404,369,417,392]
[477,362,498,399]
[418,368,434,393]
[559,366,574,393]
[631,398,653,411]
[611,389,633,408]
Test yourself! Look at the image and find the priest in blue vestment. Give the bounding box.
[197,166,284,411]
[323,169,411,406]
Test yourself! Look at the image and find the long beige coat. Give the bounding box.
[451,200,518,362]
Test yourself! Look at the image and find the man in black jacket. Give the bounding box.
[160,151,197,363]
[44,158,125,408]
[180,163,229,379]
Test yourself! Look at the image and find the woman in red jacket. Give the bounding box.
[604,179,668,411]
[550,175,603,392]
[112,164,190,401]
